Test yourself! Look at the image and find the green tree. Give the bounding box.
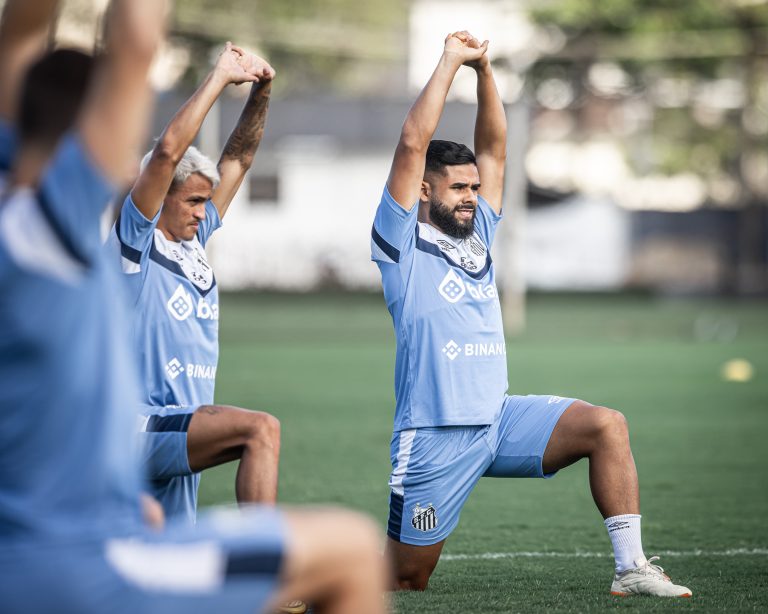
[529,0,768,291]
[170,0,409,94]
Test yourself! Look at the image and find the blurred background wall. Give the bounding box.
[28,0,768,297]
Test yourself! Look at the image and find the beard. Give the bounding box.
[429,197,476,239]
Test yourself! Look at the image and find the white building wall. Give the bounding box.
[208,147,630,291]
[525,197,631,290]
[208,145,392,290]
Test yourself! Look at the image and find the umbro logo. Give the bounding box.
[165,358,185,380]
[437,239,456,251]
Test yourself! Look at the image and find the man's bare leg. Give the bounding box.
[268,508,390,614]
[386,537,445,591]
[542,400,639,517]
[186,404,280,504]
[384,402,638,593]
[543,400,691,597]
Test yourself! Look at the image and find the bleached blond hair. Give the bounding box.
[140,144,220,191]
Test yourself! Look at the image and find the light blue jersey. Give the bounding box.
[371,186,508,431]
[111,194,222,521]
[0,125,144,541]
[113,196,221,409]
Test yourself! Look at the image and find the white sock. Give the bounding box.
[605,514,646,573]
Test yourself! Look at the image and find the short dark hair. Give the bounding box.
[18,49,95,148]
[425,140,476,175]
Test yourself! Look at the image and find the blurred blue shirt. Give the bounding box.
[0,122,144,541]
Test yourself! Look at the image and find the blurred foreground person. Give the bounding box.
[0,2,388,612]
[371,31,692,599]
[112,40,280,525]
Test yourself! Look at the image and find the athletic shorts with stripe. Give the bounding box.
[0,507,285,614]
[138,405,199,524]
[387,394,575,545]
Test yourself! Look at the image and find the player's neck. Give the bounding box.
[156,222,183,244]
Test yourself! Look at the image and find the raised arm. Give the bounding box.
[77,0,168,185]
[0,0,60,123]
[386,32,488,210]
[129,43,264,220]
[212,53,274,219]
[470,51,506,213]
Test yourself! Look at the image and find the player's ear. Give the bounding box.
[420,180,431,204]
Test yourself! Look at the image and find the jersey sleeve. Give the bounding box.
[196,200,222,246]
[36,134,116,265]
[474,195,503,248]
[371,185,418,264]
[114,192,160,271]
[0,120,16,172]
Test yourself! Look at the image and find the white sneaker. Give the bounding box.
[276,600,308,614]
[610,556,692,598]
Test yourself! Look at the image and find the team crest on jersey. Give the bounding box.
[411,503,438,532]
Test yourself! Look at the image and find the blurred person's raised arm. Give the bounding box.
[471,48,505,213]
[212,52,274,219]
[78,0,168,186]
[0,0,60,123]
[386,32,488,211]
[129,43,265,222]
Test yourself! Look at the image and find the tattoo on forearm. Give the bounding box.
[221,81,271,167]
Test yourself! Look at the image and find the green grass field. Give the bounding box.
[200,292,768,612]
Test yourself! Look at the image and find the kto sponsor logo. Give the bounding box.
[438,270,496,304]
[441,339,506,361]
[166,284,219,321]
[164,357,217,381]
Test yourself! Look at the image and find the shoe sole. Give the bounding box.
[611,590,692,598]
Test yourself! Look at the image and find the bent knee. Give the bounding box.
[395,571,432,591]
[593,406,629,440]
[244,410,281,444]
[343,512,381,556]
[393,557,434,591]
[295,508,381,566]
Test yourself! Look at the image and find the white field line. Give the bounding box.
[441,548,768,562]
